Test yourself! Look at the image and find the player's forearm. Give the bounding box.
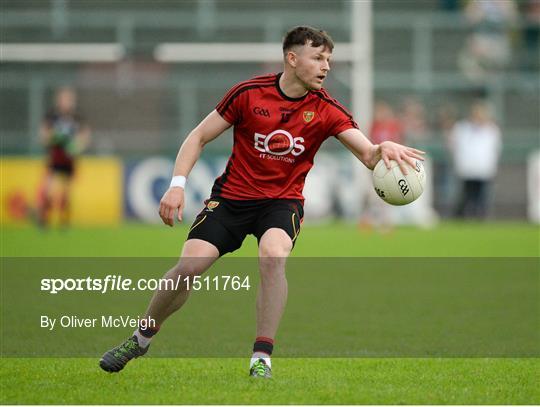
[171,130,206,178]
[363,144,381,169]
[338,129,380,169]
[170,110,230,181]
[348,135,377,167]
[354,145,380,170]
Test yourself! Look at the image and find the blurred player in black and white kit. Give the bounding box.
[37,87,90,228]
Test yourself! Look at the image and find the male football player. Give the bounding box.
[36,87,90,228]
[100,26,424,378]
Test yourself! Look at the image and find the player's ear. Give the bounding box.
[286,51,297,68]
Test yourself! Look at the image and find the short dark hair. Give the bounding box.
[282,26,334,53]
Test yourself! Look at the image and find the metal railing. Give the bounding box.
[1,6,538,155]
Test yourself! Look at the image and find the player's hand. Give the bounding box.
[375,141,425,175]
[159,187,185,227]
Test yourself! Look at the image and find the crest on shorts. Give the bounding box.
[303,111,315,123]
[206,201,220,211]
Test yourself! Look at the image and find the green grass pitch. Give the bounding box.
[1,222,539,404]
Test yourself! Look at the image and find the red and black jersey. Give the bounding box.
[212,72,358,201]
[44,109,84,167]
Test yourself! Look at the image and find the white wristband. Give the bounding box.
[170,175,186,189]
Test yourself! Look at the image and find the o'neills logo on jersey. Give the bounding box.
[254,130,305,157]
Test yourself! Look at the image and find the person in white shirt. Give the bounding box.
[450,101,502,219]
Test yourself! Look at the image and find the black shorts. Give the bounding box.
[49,163,75,177]
[187,197,304,256]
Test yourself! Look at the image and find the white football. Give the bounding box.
[372,159,426,205]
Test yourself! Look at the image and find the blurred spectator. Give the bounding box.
[437,104,459,146]
[370,100,404,145]
[450,100,501,219]
[359,101,404,231]
[458,0,518,81]
[399,97,430,144]
[36,87,91,228]
[436,103,459,216]
[437,103,459,149]
[522,0,540,70]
